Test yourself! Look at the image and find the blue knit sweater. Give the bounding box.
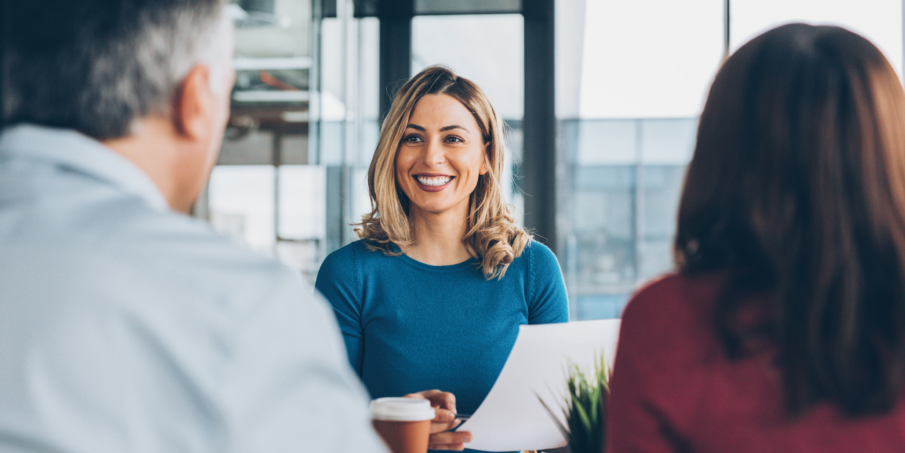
[315,239,569,452]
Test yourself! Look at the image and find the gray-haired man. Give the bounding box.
[0,1,388,451]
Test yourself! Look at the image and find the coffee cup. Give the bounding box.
[370,397,436,453]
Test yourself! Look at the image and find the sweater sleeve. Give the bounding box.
[314,244,365,377]
[526,241,570,324]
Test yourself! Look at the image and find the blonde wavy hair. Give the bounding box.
[355,65,530,279]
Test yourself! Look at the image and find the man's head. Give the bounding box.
[4,0,235,212]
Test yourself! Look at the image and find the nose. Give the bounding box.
[422,137,446,166]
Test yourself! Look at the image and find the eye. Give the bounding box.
[445,135,464,144]
[403,134,423,144]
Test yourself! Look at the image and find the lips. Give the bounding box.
[413,174,454,192]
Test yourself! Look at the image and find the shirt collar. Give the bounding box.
[0,123,170,212]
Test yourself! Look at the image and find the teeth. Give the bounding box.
[416,176,452,186]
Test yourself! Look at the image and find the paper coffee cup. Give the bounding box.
[370,397,435,453]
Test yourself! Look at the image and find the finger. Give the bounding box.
[430,419,462,435]
[403,391,429,400]
[418,390,457,413]
[429,416,462,435]
[429,411,461,435]
[429,431,472,445]
[432,407,456,423]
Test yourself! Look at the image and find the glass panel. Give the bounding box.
[638,119,696,282]
[318,13,380,253]
[412,14,525,224]
[412,15,524,118]
[579,0,724,119]
[230,0,311,139]
[278,165,326,239]
[202,0,317,272]
[208,166,276,254]
[207,0,380,274]
[559,0,723,320]
[730,0,903,77]
[562,117,697,320]
[561,0,904,320]
[275,165,325,280]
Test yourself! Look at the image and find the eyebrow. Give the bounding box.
[405,124,470,133]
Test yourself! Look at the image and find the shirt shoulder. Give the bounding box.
[498,238,557,279]
[321,239,365,267]
[617,272,726,381]
[521,239,559,268]
[622,272,721,330]
[323,239,394,269]
[317,239,385,287]
[59,195,311,323]
[118,203,293,280]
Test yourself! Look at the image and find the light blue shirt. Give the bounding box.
[0,124,387,453]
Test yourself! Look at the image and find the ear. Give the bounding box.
[172,65,214,141]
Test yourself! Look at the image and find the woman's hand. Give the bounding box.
[404,390,473,451]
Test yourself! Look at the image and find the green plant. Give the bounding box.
[538,354,611,453]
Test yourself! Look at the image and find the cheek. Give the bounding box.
[395,147,421,175]
[459,148,487,182]
[394,151,413,194]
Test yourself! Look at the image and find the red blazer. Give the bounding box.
[607,272,905,453]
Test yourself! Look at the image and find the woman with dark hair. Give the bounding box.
[607,24,905,452]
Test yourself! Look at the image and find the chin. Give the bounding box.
[415,205,445,214]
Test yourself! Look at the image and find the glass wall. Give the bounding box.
[201,0,380,283]
[317,9,380,255]
[201,0,905,309]
[559,0,723,319]
[202,0,318,280]
[562,0,905,320]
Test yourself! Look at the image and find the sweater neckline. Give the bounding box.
[391,244,481,273]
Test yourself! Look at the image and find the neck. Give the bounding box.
[102,118,191,213]
[403,204,472,266]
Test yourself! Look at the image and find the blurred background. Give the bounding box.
[200,0,904,320]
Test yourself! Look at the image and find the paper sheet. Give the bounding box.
[458,319,621,452]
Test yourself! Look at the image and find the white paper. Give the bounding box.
[458,319,621,452]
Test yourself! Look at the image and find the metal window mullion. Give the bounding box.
[724,0,731,60]
[273,130,282,245]
[633,120,644,284]
[522,0,557,255]
[338,0,354,246]
[378,0,413,122]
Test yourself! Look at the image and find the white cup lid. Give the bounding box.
[370,397,436,422]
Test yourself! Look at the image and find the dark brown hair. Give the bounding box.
[675,23,905,417]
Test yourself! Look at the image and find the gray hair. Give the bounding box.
[3,0,231,140]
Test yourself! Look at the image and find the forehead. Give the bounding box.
[408,94,480,132]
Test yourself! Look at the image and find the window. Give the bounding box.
[559,0,723,319]
[559,0,904,320]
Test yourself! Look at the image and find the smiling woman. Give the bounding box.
[315,66,569,453]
